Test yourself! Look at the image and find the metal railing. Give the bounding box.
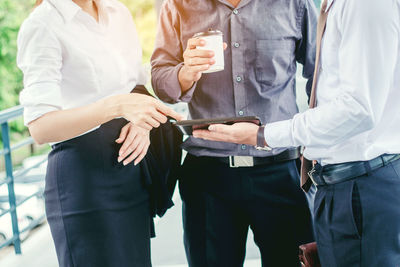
[0,105,47,254]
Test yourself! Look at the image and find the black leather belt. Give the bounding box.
[309,154,400,186]
[206,148,301,168]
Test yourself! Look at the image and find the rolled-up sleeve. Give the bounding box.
[151,1,196,104]
[17,19,63,126]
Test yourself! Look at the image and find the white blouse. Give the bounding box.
[17,0,147,127]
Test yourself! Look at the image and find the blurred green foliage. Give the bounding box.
[0,0,32,111]
[0,0,33,141]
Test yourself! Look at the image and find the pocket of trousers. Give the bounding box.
[331,180,363,241]
[351,182,363,238]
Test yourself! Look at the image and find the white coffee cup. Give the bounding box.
[193,30,224,73]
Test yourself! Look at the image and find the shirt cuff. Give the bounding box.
[174,63,197,102]
[265,119,294,148]
[23,105,60,126]
[179,79,197,102]
[19,82,62,126]
[154,63,197,103]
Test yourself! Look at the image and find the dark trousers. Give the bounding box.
[179,154,314,267]
[314,158,400,266]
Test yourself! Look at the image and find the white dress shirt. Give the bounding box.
[17,0,146,128]
[265,0,400,165]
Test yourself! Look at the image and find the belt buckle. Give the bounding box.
[229,156,254,168]
[307,168,318,186]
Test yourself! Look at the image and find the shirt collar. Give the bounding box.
[47,0,81,23]
[46,0,116,23]
[216,0,253,9]
[99,0,117,11]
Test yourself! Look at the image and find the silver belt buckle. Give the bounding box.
[307,168,318,186]
[229,156,254,168]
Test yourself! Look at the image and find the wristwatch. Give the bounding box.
[255,125,272,151]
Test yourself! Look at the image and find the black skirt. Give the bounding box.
[45,119,151,267]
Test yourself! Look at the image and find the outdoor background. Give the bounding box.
[0,0,320,266]
[0,0,321,169]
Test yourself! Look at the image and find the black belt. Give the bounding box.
[309,154,400,186]
[204,148,301,168]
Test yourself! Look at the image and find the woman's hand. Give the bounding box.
[193,122,259,146]
[105,93,183,130]
[116,123,150,166]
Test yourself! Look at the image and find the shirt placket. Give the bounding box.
[230,7,248,152]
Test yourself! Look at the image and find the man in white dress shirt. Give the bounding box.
[194,0,400,265]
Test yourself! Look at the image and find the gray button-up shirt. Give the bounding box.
[151,0,318,157]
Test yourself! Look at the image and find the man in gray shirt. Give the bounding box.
[151,0,318,266]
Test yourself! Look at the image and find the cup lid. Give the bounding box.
[193,29,223,38]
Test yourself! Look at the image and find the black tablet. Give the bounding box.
[172,116,261,135]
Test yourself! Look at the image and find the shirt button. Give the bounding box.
[238,110,244,116]
[236,76,242,82]
[233,9,239,15]
[233,42,240,48]
[241,145,247,150]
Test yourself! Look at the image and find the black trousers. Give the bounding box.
[315,157,400,266]
[45,119,152,267]
[179,154,314,267]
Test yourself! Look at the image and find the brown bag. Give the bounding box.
[299,242,321,267]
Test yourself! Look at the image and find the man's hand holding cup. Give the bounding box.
[178,30,227,92]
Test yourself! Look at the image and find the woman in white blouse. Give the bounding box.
[17,0,182,266]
